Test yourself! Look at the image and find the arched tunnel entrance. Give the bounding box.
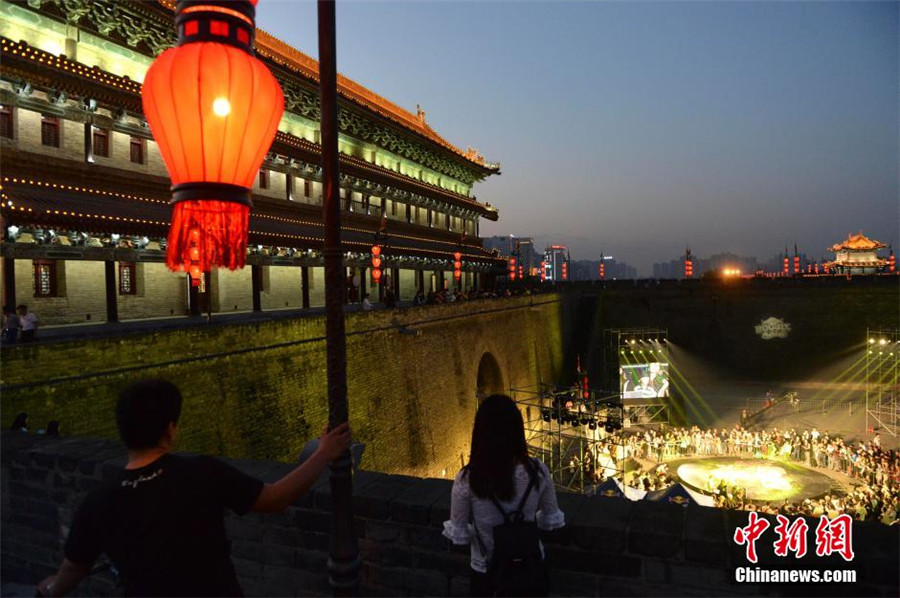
[476,352,505,401]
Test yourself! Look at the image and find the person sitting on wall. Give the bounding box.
[413,289,426,306]
[36,379,351,597]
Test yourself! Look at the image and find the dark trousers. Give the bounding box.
[20,329,35,342]
[470,567,549,598]
[2,329,16,344]
[470,569,493,597]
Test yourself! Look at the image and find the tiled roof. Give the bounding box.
[156,0,499,173]
[828,232,887,252]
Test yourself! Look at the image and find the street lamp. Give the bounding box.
[318,1,360,594]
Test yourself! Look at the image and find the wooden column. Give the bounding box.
[104,260,118,323]
[359,266,367,303]
[301,265,310,309]
[393,267,400,300]
[84,122,93,163]
[406,202,412,224]
[251,264,262,312]
[3,256,15,310]
[286,171,294,201]
[416,269,425,294]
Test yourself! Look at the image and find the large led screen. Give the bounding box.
[620,363,669,400]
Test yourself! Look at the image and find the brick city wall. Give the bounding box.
[2,432,897,597]
[0,295,564,478]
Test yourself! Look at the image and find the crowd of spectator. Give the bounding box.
[613,425,899,524]
[407,284,550,306]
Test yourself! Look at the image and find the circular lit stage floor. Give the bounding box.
[670,457,836,503]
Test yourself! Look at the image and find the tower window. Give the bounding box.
[0,105,12,139]
[41,115,59,147]
[119,262,137,295]
[92,127,109,157]
[130,136,144,164]
[33,260,57,297]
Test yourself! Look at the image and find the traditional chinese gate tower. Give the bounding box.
[823,232,889,275]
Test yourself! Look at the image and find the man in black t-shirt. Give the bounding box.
[37,379,351,597]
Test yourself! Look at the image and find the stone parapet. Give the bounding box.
[2,433,897,597]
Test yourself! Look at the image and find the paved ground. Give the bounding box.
[3,301,411,345]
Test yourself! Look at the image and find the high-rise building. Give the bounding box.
[543,245,568,281]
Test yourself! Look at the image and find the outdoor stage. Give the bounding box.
[670,456,837,503]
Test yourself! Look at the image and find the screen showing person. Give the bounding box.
[621,363,669,399]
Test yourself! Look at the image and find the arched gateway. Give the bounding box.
[476,351,505,401]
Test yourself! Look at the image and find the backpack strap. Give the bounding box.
[489,461,538,523]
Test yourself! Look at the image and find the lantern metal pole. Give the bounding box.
[318,0,360,594]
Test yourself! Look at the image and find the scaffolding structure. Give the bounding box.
[512,383,625,494]
[623,403,669,427]
[603,327,670,427]
[866,328,900,437]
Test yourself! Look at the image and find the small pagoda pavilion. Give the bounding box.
[824,232,889,275]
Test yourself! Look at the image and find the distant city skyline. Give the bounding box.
[258,1,898,277]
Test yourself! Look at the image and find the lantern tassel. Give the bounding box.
[166,200,250,272]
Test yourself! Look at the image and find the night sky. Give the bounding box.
[257,1,899,276]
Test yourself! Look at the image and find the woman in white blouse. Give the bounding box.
[443,394,565,596]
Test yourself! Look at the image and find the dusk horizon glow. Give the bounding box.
[258,1,899,276]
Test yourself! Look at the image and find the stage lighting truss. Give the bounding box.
[865,328,900,437]
[513,383,626,494]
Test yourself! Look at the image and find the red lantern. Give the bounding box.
[509,256,516,281]
[794,255,800,275]
[371,244,382,282]
[783,256,789,276]
[890,250,895,273]
[142,0,284,275]
[540,261,546,282]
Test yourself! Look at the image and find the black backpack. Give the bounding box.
[474,462,549,597]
